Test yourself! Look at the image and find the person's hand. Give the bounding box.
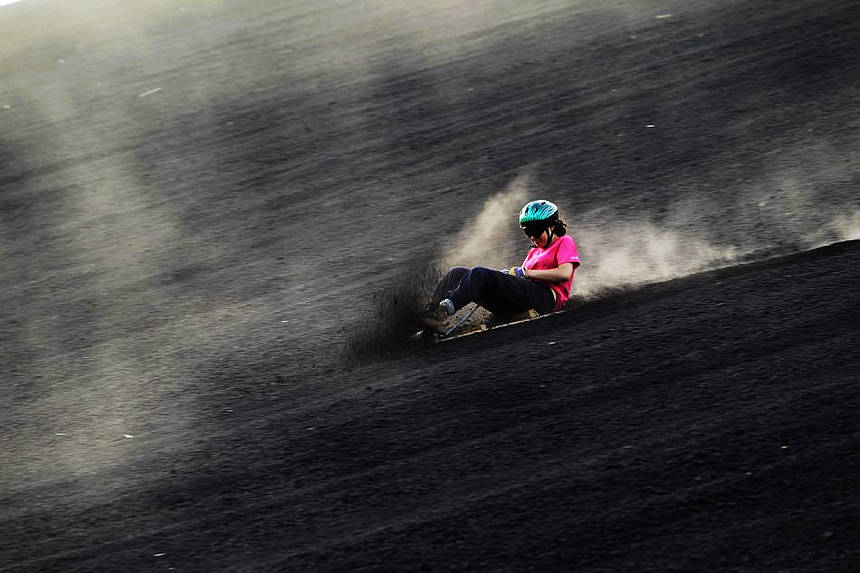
[504,266,527,278]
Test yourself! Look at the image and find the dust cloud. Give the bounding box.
[570,200,859,300]
[441,174,738,299]
[832,210,860,241]
[443,173,531,270]
[572,137,860,298]
[572,221,738,298]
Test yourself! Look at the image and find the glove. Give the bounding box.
[504,266,527,278]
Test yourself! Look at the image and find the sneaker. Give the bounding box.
[438,298,455,320]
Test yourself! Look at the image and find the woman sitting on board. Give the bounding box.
[416,199,580,332]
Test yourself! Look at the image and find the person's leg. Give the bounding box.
[431,266,470,305]
[479,271,555,317]
[445,267,494,310]
[446,267,555,316]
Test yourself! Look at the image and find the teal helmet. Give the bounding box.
[519,200,559,225]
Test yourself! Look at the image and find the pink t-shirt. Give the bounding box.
[521,234,580,312]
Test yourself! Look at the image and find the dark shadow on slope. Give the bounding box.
[125,238,860,573]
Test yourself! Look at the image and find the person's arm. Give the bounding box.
[525,262,574,283]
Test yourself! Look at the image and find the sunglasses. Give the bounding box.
[522,225,546,238]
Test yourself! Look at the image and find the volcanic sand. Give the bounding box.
[2,0,859,570]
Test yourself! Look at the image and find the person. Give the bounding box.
[416,199,580,331]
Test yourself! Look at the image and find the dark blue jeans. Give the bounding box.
[432,266,556,317]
